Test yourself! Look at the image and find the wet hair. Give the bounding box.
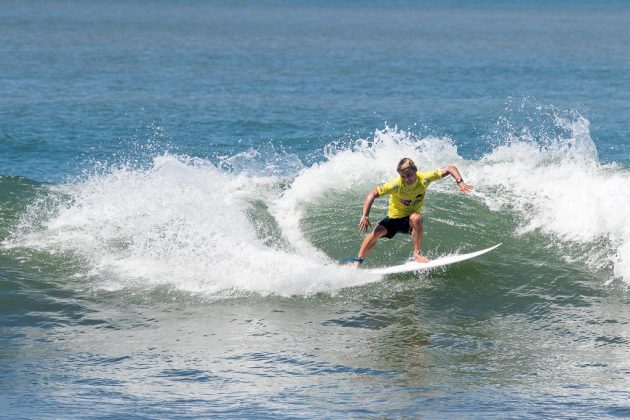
[397,158,417,173]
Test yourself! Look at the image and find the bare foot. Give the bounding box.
[349,258,364,268]
[413,254,430,263]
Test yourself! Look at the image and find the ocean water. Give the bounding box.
[2,0,630,418]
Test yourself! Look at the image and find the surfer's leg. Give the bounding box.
[409,213,429,263]
[356,225,388,263]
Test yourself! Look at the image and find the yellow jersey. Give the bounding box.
[376,168,443,218]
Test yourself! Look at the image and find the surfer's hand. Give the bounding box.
[458,182,472,193]
[358,215,371,232]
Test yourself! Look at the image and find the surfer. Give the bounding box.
[353,158,472,266]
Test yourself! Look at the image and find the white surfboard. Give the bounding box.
[368,243,502,275]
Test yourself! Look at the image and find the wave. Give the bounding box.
[3,111,629,296]
[474,113,629,284]
[2,156,372,297]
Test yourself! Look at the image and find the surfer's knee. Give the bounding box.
[409,213,423,228]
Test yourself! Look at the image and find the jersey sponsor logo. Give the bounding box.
[399,194,423,207]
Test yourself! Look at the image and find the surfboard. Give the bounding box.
[367,243,502,275]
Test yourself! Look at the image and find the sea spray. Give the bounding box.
[4,155,369,297]
[5,118,629,294]
[475,111,630,285]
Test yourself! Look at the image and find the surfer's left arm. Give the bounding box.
[441,166,472,193]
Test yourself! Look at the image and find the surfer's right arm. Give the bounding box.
[359,188,380,232]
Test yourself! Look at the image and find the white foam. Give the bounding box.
[5,116,629,293]
[6,154,371,297]
[473,113,630,284]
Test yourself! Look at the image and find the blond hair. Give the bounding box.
[397,158,417,173]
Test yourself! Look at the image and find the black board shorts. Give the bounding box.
[378,216,412,239]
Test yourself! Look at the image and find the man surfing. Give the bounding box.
[352,158,472,267]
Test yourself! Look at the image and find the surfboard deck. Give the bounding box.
[367,243,502,275]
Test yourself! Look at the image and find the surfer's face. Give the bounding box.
[399,168,416,185]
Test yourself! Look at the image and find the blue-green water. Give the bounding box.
[2,1,630,417]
